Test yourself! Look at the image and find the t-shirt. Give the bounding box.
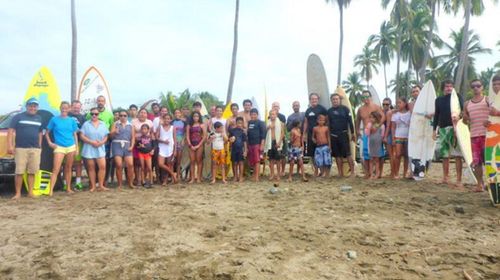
[172,119,186,141]
[87,109,114,130]
[9,112,43,148]
[212,132,225,150]
[327,105,354,134]
[391,111,411,138]
[247,120,266,145]
[152,116,161,134]
[68,112,86,130]
[47,116,78,147]
[433,94,463,130]
[229,127,247,151]
[132,118,154,139]
[286,112,305,131]
[305,105,327,134]
[137,136,153,154]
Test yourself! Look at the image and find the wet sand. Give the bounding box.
[0,164,499,279]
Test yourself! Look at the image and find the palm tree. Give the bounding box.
[342,72,364,108]
[478,68,495,92]
[70,0,77,101]
[325,0,352,86]
[368,21,396,98]
[226,0,240,104]
[354,44,380,87]
[389,71,417,98]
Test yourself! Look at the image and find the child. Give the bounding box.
[391,97,411,179]
[186,111,206,184]
[365,111,385,179]
[288,120,307,182]
[229,117,248,182]
[312,114,332,177]
[265,110,285,182]
[210,122,228,184]
[247,108,266,182]
[136,124,154,187]
[156,113,178,186]
[172,109,186,180]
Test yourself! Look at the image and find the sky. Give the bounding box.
[0,0,499,116]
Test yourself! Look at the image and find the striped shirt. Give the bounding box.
[466,96,489,137]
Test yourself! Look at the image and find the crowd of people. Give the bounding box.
[6,74,500,200]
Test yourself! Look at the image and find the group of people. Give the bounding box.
[6,74,500,199]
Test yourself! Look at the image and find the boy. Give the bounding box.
[288,120,307,182]
[229,117,248,182]
[265,110,285,182]
[210,122,228,184]
[247,108,266,182]
[312,114,332,177]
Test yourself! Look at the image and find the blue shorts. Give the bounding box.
[314,145,332,167]
[288,147,303,162]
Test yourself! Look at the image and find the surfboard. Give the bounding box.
[307,54,330,109]
[450,90,477,185]
[23,66,62,196]
[197,97,212,180]
[368,85,382,106]
[408,80,436,180]
[335,86,356,176]
[195,96,209,117]
[485,76,500,206]
[77,66,113,114]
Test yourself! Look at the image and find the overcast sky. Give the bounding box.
[0,0,499,115]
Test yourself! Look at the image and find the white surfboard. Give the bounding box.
[336,86,357,175]
[408,80,436,180]
[307,54,330,109]
[451,89,477,185]
[368,85,381,106]
[77,66,113,114]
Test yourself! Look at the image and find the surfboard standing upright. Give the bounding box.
[450,90,477,185]
[485,77,500,206]
[77,66,113,114]
[307,54,330,109]
[408,81,436,180]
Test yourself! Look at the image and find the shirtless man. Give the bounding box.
[356,90,385,177]
[226,103,240,131]
[238,99,252,127]
[312,114,332,177]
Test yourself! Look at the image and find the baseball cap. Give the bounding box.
[26,97,39,105]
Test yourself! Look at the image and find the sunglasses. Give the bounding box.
[91,113,99,116]
[120,114,127,117]
[383,103,390,106]
[471,84,482,89]
[361,96,370,99]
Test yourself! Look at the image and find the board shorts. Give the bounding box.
[112,141,132,158]
[471,135,485,165]
[248,144,261,166]
[138,152,152,161]
[212,149,226,165]
[267,140,282,161]
[314,144,332,167]
[15,148,41,175]
[54,145,76,155]
[330,131,350,158]
[386,132,393,145]
[306,135,316,158]
[231,147,244,163]
[438,126,462,158]
[288,147,303,162]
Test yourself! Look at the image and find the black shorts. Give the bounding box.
[330,131,351,158]
[231,148,244,163]
[268,140,282,160]
[305,135,316,158]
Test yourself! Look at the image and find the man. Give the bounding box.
[286,101,305,132]
[146,102,160,121]
[69,100,87,189]
[355,90,385,178]
[209,105,217,119]
[8,98,43,199]
[303,93,328,176]
[226,103,240,130]
[327,94,356,178]
[463,79,489,192]
[432,80,463,188]
[152,106,169,134]
[238,99,253,127]
[271,102,287,175]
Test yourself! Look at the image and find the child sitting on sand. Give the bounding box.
[136,124,154,187]
[210,122,228,184]
[312,114,331,177]
[365,111,385,179]
[265,110,285,182]
[229,117,247,182]
[288,120,307,182]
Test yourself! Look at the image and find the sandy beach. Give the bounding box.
[0,164,498,280]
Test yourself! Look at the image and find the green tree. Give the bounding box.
[368,21,396,98]
[325,0,352,86]
[342,72,364,108]
[478,68,495,92]
[389,71,417,98]
[70,0,77,101]
[226,0,240,104]
[159,89,223,114]
[495,40,500,68]
[354,43,380,87]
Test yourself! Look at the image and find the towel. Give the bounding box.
[265,120,282,152]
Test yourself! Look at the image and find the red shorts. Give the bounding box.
[471,135,485,165]
[138,152,152,161]
[248,144,261,166]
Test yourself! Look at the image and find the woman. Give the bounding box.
[157,113,177,185]
[46,101,79,196]
[110,109,135,189]
[80,107,110,192]
[186,111,206,183]
[172,109,186,181]
[131,108,153,185]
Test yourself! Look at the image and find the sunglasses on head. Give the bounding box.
[361,95,370,99]
[471,84,482,89]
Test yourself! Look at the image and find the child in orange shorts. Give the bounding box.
[210,122,228,184]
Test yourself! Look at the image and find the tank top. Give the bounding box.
[467,96,488,137]
[212,132,225,150]
[172,119,185,142]
[159,124,174,157]
[189,125,203,145]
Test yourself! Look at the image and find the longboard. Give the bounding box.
[77,66,113,114]
[485,77,500,206]
[335,86,356,176]
[408,80,436,180]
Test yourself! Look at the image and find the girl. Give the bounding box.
[46,101,79,195]
[131,108,153,185]
[172,109,186,181]
[365,111,385,179]
[157,114,178,186]
[136,124,154,187]
[186,111,206,183]
[391,97,411,179]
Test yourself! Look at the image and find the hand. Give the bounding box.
[484,120,491,127]
[229,136,235,143]
[75,148,80,156]
[164,139,169,144]
[7,147,14,155]
[49,143,57,149]
[128,146,133,152]
[92,140,100,148]
[243,151,247,158]
[383,137,387,144]
[432,131,437,141]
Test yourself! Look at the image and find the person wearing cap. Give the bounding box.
[7,97,44,199]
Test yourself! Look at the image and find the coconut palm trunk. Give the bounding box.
[419,0,436,83]
[383,63,388,98]
[71,0,77,101]
[337,4,344,86]
[454,0,471,96]
[395,28,402,99]
[226,0,239,104]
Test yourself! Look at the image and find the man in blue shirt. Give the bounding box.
[8,97,43,199]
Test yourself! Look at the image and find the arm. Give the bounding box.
[110,122,117,137]
[378,106,385,124]
[391,121,396,142]
[278,123,285,147]
[355,109,362,137]
[45,129,56,149]
[172,127,176,153]
[462,101,470,124]
[197,124,206,148]
[186,125,192,147]
[39,132,43,148]
[7,128,14,154]
[312,127,317,144]
[129,129,135,151]
[302,117,308,141]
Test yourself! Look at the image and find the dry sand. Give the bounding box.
[0,164,499,280]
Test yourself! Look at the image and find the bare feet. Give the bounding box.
[66,189,74,194]
[472,186,484,192]
[302,177,308,182]
[188,179,195,184]
[222,180,227,184]
[287,177,292,183]
[11,194,21,200]
[210,180,216,185]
